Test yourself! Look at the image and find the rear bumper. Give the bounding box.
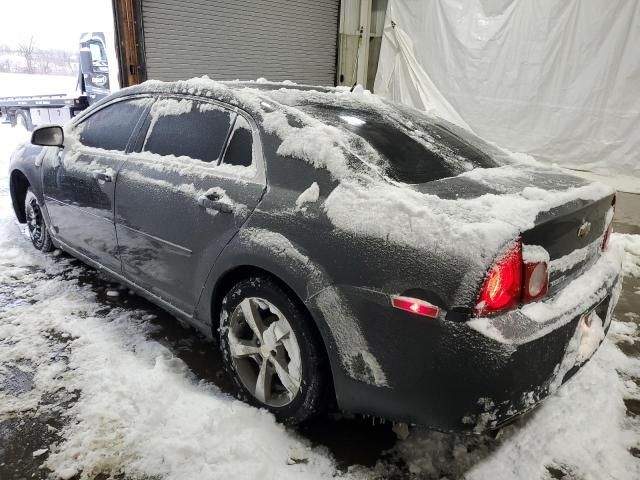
[316,241,623,432]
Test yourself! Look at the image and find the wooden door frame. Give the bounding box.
[112,0,146,87]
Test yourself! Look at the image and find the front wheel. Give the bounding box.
[219,275,327,424]
[24,189,53,252]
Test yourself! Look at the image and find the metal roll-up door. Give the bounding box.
[140,0,339,85]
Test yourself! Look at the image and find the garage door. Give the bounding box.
[140,0,339,85]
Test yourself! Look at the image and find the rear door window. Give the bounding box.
[221,116,253,167]
[142,98,233,163]
[78,99,147,151]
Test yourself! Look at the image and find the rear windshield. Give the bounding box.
[300,104,501,183]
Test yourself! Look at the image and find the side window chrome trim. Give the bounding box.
[70,94,154,128]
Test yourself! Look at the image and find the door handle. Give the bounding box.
[197,194,232,213]
[92,170,113,183]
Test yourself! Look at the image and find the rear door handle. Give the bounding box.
[197,194,232,213]
[92,170,112,183]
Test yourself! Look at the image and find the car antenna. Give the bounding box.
[350,26,363,93]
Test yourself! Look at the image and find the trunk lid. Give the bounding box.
[522,194,613,295]
[414,166,615,295]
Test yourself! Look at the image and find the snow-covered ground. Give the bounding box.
[1,122,639,479]
[0,72,78,98]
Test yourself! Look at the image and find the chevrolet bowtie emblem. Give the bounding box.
[578,221,591,238]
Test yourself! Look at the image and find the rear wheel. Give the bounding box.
[219,275,327,424]
[24,189,53,252]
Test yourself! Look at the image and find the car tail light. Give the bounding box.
[474,239,552,316]
[522,261,548,302]
[391,295,439,318]
[474,240,523,316]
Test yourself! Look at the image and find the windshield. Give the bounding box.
[300,104,501,184]
[89,42,108,65]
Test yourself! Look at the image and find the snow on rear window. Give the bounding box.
[298,104,499,184]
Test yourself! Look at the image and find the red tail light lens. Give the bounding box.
[474,241,523,316]
[391,295,439,318]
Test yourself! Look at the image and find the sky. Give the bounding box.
[0,0,115,51]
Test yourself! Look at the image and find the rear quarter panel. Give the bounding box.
[195,128,481,404]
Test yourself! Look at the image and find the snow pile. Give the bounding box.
[295,182,320,210]
[617,233,640,278]
[522,244,550,264]
[262,110,353,179]
[43,310,337,479]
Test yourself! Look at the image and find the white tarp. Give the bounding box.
[374,0,640,180]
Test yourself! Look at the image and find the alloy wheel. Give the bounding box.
[227,297,302,407]
[26,198,46,249]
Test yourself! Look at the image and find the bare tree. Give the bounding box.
[5,40,76,75]
[36,49,52,74]
[17,36,36,73]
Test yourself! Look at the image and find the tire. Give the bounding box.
[219,275,327,424]
[14,110,33,131]
[24,189,53,252]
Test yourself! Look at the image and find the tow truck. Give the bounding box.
[0,32,114,130]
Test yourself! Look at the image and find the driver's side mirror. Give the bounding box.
[31,125,64,147]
